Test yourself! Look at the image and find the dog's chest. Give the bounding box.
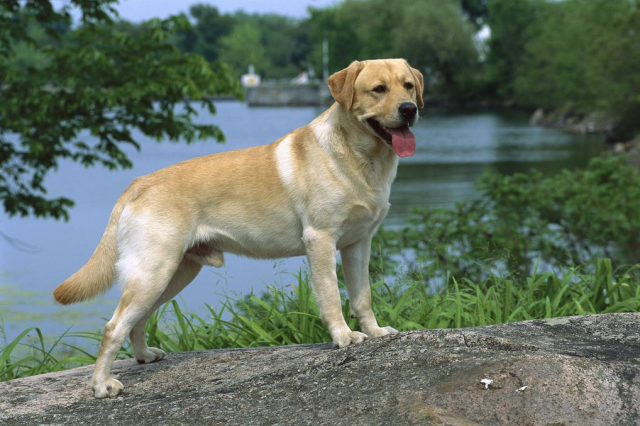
[336,192,390,248]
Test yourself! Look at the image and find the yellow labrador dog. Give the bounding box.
[54,58,423,399]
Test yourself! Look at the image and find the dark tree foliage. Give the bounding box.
[307,6,361,75]
[460,0,489,26]
[307,0,481,98]
[484,0,538,98]
[512,0,640,139]
[0,0,240,220]
[174,5,314,79]
[174,4,236,62]
[484,0,640,138]
[169,1,482,96]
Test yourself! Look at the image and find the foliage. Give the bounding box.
[484,0,539,98]
[461,0,489,26]
[3,258,640,381]
[0,1,240,219]
[173,1,482,95]
[307,6,361,78]
[374,156,640,283]
[484,0,640,138]
[176,6,313,79]
[239,13,313,79]
[219,22,269,78]
[5,0,640,145]
[390,0,481,98]
[151,0,640,136]
[173,4,235,63]
[512,0,640,139]
[308,0,482,98]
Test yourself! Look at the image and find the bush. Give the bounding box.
[374,155,640,283]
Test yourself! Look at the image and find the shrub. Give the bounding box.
[374,155,640,283]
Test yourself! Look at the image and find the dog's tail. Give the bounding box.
[53,186,136,305]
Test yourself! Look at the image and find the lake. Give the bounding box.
[0,102,603,342]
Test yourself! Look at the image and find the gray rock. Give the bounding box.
[2,313,640,425]
[627,140,640,168]
[530,108,545,125]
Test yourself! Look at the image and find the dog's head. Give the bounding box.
[327,59,424,157]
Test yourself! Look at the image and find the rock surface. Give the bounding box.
[2,313,640,425]
[529,108,616,139]
[625,139,640,169]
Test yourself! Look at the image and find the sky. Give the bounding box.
[112,0,340,21]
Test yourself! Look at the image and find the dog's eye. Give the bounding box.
[404,82,414,90]
[372,85,386,93]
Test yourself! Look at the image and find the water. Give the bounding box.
[0,102,602,342]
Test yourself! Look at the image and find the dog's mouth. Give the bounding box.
[366,118,416,157]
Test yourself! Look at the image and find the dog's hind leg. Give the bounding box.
[129,257,203,364]
[128,244,222,365]
[91,245,183,399]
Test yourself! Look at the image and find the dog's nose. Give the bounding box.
[399,102,418,121]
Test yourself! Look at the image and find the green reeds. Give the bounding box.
[2,259,639,381]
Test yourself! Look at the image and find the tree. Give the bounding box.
[308,0,481,97]
[245,13,311,79]
[460,0,489,26]
[392,0,481,98]
[0,0,240,220]
[174,4,236,62]
[307,5,363,75]
[513,0,640,139]
[484,0,538,98]
[218,22,268,76]
[174,7,312,80]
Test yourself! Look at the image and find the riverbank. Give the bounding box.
[528,106,640,167]
[424,100,633,155]
[244,83,331,106]
[529,108,616,138]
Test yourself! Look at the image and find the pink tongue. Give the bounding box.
[389,126,416,157]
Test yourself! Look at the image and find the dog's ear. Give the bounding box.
[327,61,364,110]
[409,66,425,108]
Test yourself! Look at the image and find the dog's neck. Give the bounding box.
[310,103,398,190]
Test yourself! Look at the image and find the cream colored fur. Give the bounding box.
[54,58,424,399]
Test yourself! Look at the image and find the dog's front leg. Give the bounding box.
[341,237,398,338]
[303,228,367,348]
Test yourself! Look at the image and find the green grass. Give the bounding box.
[2,258,640,382]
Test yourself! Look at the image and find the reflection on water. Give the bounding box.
[0,102,602,340]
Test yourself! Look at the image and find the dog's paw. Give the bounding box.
[93,377,124,399]
[333,330,368,348]
[135,347,166,364]
[364,325,399,338]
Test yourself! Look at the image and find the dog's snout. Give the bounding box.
[399,102,418,121]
